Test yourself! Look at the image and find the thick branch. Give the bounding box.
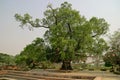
[92,34,97,37]
[67,23,72,33]
[75,39,81,51]
[67,23,72,39]
[29,21,49,28]
[49,6,58,25]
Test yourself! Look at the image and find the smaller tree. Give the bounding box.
[15,38,46,69]
[104,30,120,72]
[104,50,120,65]
[0,53,15,66]
[90,38,108,67]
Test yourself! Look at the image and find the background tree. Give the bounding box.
[89,38,108,67]
[103,30,120,72]
[0,53,15,66]
[15,2,109,70]
[15,38,46,69]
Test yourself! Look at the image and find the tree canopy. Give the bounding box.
[0,53,15,65]
[15,38,46,69]
[103,30,120,72]
[15,2,109,70]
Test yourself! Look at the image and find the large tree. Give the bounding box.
[15,2,109,70]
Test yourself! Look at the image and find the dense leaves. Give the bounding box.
[0,53,15,65]
[103,30,120,72]
[15,38,46,69]
[15,2,109,70]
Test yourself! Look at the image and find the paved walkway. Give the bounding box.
[95,77,120,80]
[39,70,120,80]
[60,71,120,80]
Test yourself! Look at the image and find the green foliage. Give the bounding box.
[103,30,120,72]
[105,30,120,66]
[15,38,46,69]
[0,53,15,66]
[104,50,120,67]
[104,61,112,67]
[39,61,55,69]
[15,2,109,70]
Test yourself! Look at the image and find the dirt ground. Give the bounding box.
[0,69,120,80]
[30,69,120,80]
[65,71,120,80]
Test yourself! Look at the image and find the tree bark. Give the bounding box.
[60,60,73,70]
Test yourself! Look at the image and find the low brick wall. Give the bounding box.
[94,77,102,80]
[0,70,8,75]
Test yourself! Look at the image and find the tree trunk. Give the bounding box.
[60,60,73,70]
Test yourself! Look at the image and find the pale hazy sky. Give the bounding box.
[0,0,120,55]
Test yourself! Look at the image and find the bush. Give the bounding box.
[100,66,111,71]
[110,68,114,72]
[100,68,107,71]
[114,71,120,75]
[72,63,87,70]
[39,61,55,69]
[88,68,94,71]
[22,66,30,71]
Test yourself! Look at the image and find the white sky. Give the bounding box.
[0,0,120,55]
